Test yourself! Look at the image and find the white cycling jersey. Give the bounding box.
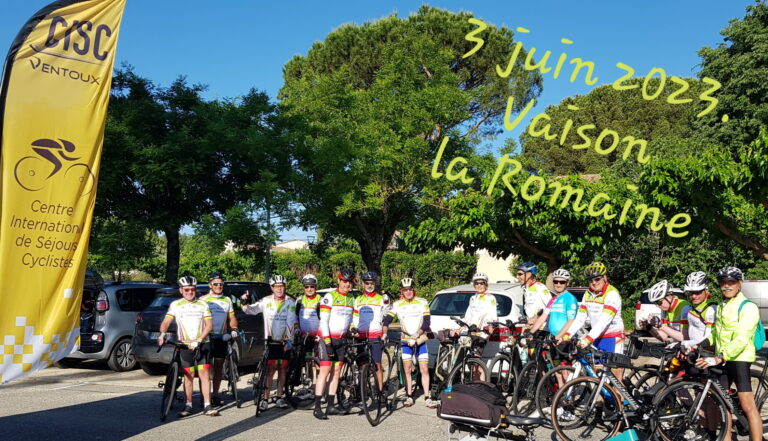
[462,293,498,329]
[242,295,297,342]
[200,294,234,335]
[683,301,717,348]
[165,298,212,344]
[524,281,552,319]
[387,297,430,339]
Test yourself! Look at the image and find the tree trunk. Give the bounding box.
[164,227,181,284]
[715,220,768,261]
[352,215,388,277]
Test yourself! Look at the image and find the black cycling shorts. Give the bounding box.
[180,342,211,372]
[266,342,291,365]
[369,339,383,364]
[318,339,346,366]
[719,360,752,393]
[210,337,228,359]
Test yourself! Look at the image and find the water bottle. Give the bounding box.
[519,343,529,364]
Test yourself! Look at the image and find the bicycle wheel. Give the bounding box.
[653,380,730,441]
[160,362,179,422]
[382,345,400,410]
[551,376,623,441]
[487,353,515,396]
[448,358,489,387]
[252,360,268,417]
[336,363,357,414]
[284,350,301,408]
[361,362,383,426]
[512,361,543,415]
[225,352,240,408]
[535,365,576,419]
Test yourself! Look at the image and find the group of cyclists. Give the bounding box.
[156,261,764,441]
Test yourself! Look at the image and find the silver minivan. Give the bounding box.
[57,280,167,371]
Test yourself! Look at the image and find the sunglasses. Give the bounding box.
[210,282,224,287]
[515,272,525,277]
[687,289,705,296]
[589,276,604,283]
[718,278,739,285]
[553,280,568,285]
[304,285,316,289]
[182,288,196,293]
[363,281,375,285]
[473,281,487,286]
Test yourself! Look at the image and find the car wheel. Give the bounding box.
[54,357,82,369]
[108,338,137,372]
[140,361,167,376]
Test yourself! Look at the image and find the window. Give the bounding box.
[116,288,162,312]
[430,292,512,316]
[146,293,181,310]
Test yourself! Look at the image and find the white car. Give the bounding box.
[426,282,525,368]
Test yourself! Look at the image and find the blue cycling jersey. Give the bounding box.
[547,291,578,335]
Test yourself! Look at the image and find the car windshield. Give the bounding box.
[146,293,180,310]
[429,292,512,316]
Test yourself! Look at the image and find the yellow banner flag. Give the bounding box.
[0,0,126,384]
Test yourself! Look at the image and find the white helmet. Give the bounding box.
[684,271,708,292]
[472,273,489,283]
[178,275,197,287]
[301,274,318,286]
[269,274,287,286]
[647,280,671,303]
[400,278,414,288]
[552,269,571,281]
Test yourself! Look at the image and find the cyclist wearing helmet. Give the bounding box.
[382,278,434,408]
[240,274,297,411]
[460,273,498,332]
[680,271,716,349]
[529,269,578,341]
[313,269,356,419]
[695,266,761,441]
[295,273,321,400]
[529,268,578,387]
[158,276,216,417]
[200,272,239,408]
[645,280,691,343]
[515,262,552,322]
[351,271,390,394]
[566,262,625,353]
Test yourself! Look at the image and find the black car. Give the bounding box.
[133,281,271,375]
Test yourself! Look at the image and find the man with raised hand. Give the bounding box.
[158,275,216,417]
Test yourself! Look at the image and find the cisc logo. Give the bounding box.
[43,16,113,62]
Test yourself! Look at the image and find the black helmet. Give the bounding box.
[208,272,225,282]
[338,269,356,282]
[360,271,377,282]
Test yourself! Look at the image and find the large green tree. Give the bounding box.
[695,0,768,149]
[279,6,542,274]
[99,67,285,283]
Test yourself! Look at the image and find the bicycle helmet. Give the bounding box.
[269,274,287,286]
[515,262,537,275]
[684,271,708,292]
[716,266,743,282]
[400,277,414,288]
[552,268,571,281]
[472,272,489,283]
[208,272,225,282]
[178,275,197,287]
[584,262,607,278]
[301,274,318,286]
[338,269,356,282]
[647,280,670,303]
[360,271,377,282]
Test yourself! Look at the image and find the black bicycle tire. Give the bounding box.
[447,357,489,387]
[652,380,730,441]
[550,376,623,441]
[361,362,382,426]
[512,361,541,415]
[253,359,268,416]
[488,353,515,396]
[226,351,240,408]
[535,365,576,419]
[160,362,179,422]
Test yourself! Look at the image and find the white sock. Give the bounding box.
[204,402,210,407]
[185,402,192,407]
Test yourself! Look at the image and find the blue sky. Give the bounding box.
[1,0,755,241]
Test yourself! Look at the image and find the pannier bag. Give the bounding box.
[437,381,508,428]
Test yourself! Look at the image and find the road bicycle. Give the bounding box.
[511,331,557,415]
[249,338,275,417]
[429,316,490,400]
[336,337,391,426]
[652,349,768,441]
[285,333,320,408]
[221,333,243,408]
[486,319,527,398]
[157,341,197,422]
[381,338,425,410]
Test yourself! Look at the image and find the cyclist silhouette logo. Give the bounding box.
[13,138,95,196]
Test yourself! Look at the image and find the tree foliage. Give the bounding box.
[279,5,543,275]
